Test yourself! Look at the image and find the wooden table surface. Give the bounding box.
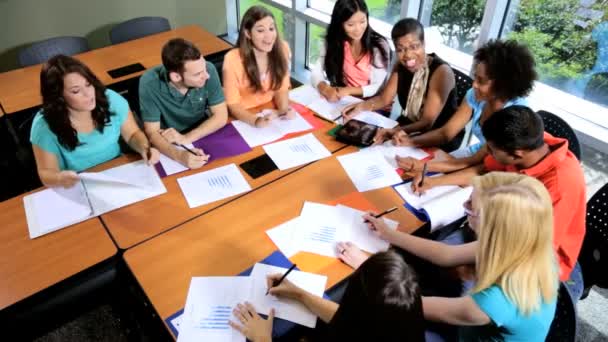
[101,117,346,250]
[123,148,426,327]
[0,194,116,310]
[0,25,231,114]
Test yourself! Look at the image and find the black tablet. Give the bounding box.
[240,154,278,179]
[107,63,146,79]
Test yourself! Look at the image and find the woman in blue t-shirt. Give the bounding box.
[395,40,536,175]
[341,172,558,341]
[30,55,159,188]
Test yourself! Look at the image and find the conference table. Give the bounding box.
[123,148,429,337]
[100,105,347,250]
[0,25,231,115]
[0,194,115,311]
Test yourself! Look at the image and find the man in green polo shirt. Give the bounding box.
[140,38,228,168]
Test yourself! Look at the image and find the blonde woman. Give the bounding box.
[340,172,558,340]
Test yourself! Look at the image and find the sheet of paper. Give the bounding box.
[263,133,331,170]
[352,111,398,129]
[177,164,252,208]
[307,95,362,122]
[289,84,321,106]
[336,205,398,253]
[157,144,193,176]
[23,182,93,238]
[363,142,430,168]
[273,112,313,135]
[337,151,403,192]
[393,179,473,231]
[296,202,350,257]
[178,277,250,342]
[423,186,473,231]
[232,120,284,148]
[266,217,301,258]
[85,161,167,215]
[393,176,460,210]
[249,263,327,328]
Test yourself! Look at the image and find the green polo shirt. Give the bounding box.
[138,62,224,132]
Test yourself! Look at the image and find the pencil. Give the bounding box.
[266,264,297,295]
[417,162,428,197]
[173,143,198,156]
[364,206,398,223]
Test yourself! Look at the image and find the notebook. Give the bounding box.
[23,160,166,238]
[393,177,473,232]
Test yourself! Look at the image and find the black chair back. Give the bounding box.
[110,17,171,45]
[579,182,608,299]
[18,36,90,67]
[538,110,582,160]
[546,283,576,342]
[452,68,473,106]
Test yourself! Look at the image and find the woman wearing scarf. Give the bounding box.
[343,18,463,152]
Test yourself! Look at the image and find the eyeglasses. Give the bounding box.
[463,198,479,218]
[395,43,422,54]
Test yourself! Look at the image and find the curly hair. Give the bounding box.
[40,55,111,151]
[474,39,537,101]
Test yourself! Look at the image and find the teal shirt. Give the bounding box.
[465,88,528,155]
[138,63,225,132]
[30,89,129,172]
[461,285,557,341]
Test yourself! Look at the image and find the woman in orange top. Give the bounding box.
[223,6,294,127]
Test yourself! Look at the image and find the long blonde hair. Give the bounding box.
[472,172,558,315]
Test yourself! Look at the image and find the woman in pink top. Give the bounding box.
[311,0,390,102]
[223,6,294,127]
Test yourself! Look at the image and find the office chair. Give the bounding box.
[545,282,577,342]
[18,36,90,67]
[537,110,582,161]
[109,17,171,44]
[579,182,608,300]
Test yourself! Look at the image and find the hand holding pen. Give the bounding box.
[266,264,298,296]
[172,143,209,169]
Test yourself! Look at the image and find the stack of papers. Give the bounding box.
[337,150,403,192]
[362,141,431,168]
[178,264,327,342]
[307,95,361,122]
[288,85,399,128]
[24,161,167,238]
[394,177,473,231]
[232,112,313,148]
[177,164,252,208]
[266,201,399,258]
[262,133,331,170]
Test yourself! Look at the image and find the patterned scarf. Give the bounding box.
[403,57,430,122]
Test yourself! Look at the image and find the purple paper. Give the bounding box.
[192,122,251,162]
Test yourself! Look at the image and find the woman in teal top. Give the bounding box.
[394,40,536,175]
[351,172,558,341]
[31,55,159,188]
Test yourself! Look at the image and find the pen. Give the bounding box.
[266,264,297,295]
[172,142,198,156]
[417,162,428,197]
[364,206,398,223]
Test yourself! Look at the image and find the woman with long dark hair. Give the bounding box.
[30,55,159,188]
[223,6,294,127]
[311,0,390,102]
[229,250,425,341]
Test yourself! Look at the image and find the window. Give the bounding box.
[309,0,402,24]
[307,22,325,68]
[503,0,608,110]
[429,0,487,54]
